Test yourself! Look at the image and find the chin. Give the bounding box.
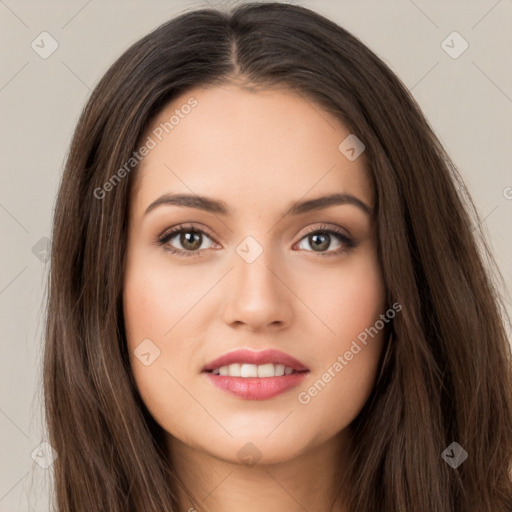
[204,429,314,466]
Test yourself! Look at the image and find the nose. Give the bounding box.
[221,242,293,331]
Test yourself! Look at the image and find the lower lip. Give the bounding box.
[203,371,309,400]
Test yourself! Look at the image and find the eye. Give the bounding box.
[157,224,217,257]
[294,223,356,257]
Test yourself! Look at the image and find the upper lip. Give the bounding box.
[203,349,309,372]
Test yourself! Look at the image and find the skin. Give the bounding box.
[123,83,387,512]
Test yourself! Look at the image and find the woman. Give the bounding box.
[43,2,512,511]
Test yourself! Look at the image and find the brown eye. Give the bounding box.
[295,225,356,257]
[178,230,203,251]
[307,232,331,252]
[158,225,216,257]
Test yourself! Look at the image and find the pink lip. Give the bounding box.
[202,349,309,400]
[202,348,309,372]
[204,372,308,400]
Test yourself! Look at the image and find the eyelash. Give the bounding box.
[156,223,356,259]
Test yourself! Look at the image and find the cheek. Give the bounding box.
[122,251,213,401]
[122,259,199,434]
[123,270,166,342]
[303,247,386,341]
[123,255,204,343]
[294,248,386,423]
[123,255,174,387]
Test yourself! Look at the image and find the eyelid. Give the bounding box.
[158,222,217,243]
[299,222,352,239]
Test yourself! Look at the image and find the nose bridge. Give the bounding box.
[234,232,282,295]
[221,232,292,328]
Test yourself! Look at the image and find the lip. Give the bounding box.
[202,348,309,400]
[202,348,309,372]
[204,372,308,400]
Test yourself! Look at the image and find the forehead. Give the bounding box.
[131,84,373,216]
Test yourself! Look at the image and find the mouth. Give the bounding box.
[204,363,307,378]
[202,349,309,400]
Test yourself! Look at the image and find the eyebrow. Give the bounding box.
[144,192,372,217]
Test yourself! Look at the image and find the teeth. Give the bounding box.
[258,363,278,377]
[241,363,258,377]
[211,363,297,378]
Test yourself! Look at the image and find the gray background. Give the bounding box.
[1,0,511,510]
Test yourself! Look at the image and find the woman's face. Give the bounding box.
[123,84,387,465]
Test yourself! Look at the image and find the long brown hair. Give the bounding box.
[43,2,512,511]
